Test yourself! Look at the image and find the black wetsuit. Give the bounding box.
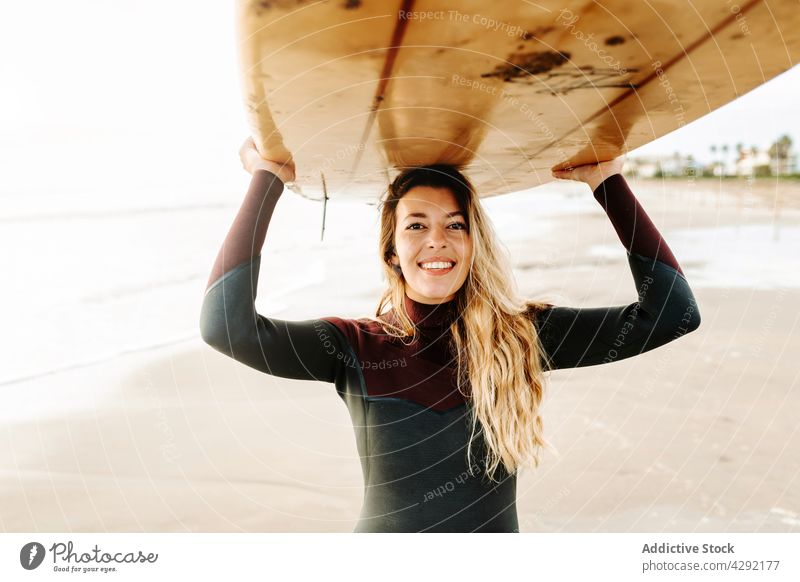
[199,170,701,532]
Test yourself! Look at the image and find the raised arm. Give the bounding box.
[535,162,701,370]
[199,140,349,382]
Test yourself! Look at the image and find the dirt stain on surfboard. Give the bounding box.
[536,66,639,95]
[482,43,638,94]
[481,50,571,81]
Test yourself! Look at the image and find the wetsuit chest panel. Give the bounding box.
[365,398,471,477]
[320,316,468,412]
[356,399,518,533]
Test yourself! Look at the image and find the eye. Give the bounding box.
[405,221,467,231]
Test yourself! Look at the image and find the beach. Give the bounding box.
[2,177,798,532]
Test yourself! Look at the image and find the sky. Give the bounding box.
[633,66,799,163]
[0,0,797,200]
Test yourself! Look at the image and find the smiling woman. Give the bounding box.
[199,140,701,532]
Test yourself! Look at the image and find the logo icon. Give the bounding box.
[20,542,46,570]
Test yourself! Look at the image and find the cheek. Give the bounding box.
[395,234,419,262]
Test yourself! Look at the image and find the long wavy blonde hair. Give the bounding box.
[368,165,556,483]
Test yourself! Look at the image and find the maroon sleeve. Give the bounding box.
[205,169,285,290]
[592,174,684,276]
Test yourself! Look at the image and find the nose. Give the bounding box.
[426,224,448,247]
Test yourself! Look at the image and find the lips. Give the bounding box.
[418,258,456,277]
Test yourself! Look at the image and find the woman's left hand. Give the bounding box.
[552,157,625,191]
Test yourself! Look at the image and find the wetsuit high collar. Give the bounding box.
[402,292,461,329]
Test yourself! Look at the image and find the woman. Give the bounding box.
[200,138,701,533]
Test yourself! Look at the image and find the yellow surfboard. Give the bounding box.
[236,0,800,201]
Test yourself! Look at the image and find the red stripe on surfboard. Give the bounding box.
[530,0,765,170]
[349,0,415,180]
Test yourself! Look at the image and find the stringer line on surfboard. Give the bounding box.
[349,0,416,182]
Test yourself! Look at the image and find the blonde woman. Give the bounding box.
[200,138,701,532]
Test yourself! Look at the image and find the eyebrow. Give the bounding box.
[403,210,466,221]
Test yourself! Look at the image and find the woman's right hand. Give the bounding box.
[551,157,624,192]
[239,137,296,184]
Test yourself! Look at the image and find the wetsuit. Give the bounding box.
[199,170,701,533]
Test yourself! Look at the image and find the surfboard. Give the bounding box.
[235,0,800,201]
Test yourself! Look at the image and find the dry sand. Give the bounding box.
[2,178,798,532]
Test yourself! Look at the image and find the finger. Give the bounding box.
[240,136,256,153]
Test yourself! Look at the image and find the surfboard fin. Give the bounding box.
[320,171,329,242]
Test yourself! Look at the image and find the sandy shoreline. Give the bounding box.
[2,179,799,532]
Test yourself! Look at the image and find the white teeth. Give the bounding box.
[420,261,454,270]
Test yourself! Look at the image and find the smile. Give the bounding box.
[418,261,455,274]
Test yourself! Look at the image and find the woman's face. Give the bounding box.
[390,185,472,304]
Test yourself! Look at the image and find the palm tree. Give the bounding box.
[768,134,793,175]
[710,144,720,176]
[721,144,729,177]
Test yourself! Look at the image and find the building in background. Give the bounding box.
[623,152,696,178]
[734,146,772,177]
